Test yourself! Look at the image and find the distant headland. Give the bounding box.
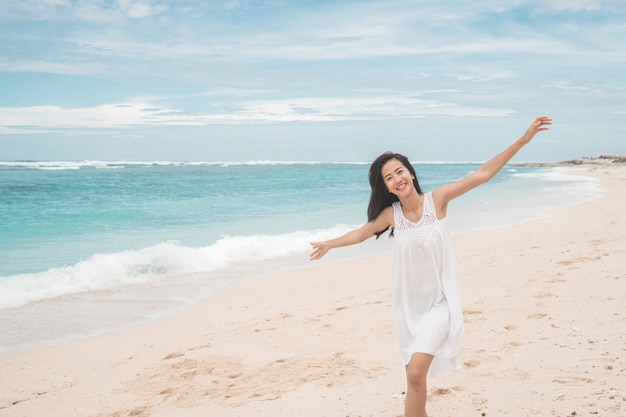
[514,154,626,167]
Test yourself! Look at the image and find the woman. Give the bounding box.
[309,116,552,417]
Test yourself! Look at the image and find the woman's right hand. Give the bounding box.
[309,241,330,260]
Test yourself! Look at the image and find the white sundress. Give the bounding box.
[391,192,464,378]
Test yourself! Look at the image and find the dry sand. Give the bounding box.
[1,164,624,417]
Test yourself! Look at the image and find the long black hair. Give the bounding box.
[367,152,423,238]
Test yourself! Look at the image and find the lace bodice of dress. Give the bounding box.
[393,192,437,248]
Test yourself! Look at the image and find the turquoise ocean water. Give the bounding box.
[0,161,600,352]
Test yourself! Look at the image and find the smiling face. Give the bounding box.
[381,158,416,197]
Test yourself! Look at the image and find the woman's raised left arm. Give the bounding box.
[433,116,552,217]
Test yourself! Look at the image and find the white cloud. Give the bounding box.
[0,59,108,76]
[117,0,168,18]
[40,0,70,5]
[538,0,603,12]
[0,94,513,133]
[542,82,602,93]
[0,0,167,23]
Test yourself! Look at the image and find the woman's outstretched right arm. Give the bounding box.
[310,206,393,260]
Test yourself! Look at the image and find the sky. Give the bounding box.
[0,0,624,162]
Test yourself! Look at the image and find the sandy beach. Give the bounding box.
[1,163,624,417]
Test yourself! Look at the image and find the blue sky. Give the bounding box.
[0,0,624,162]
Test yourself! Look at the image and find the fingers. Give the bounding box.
[535,116,552,128]
[529,116,552,134]
[523,116,551,141]
[310,242,321,260]
[310,250,324,260]
[309,242,326,260]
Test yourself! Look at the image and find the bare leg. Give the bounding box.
[404,352,434,417]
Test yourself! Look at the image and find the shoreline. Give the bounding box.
[1,164,624,417]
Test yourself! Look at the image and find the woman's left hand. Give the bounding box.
[523,116,552,142]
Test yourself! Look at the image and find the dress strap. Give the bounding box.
[392,201,403,227]
[424,192,435,216]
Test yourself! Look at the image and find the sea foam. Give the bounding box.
[0,225,354,310]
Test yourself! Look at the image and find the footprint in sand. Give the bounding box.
[162,352,184,360]
[187,343,211,351]
[464,359,481,368]
[254,326,276,332]
[431,386,464,396]
[528,312,550,319]
[533,291,555,298]
[463,309,485,323]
